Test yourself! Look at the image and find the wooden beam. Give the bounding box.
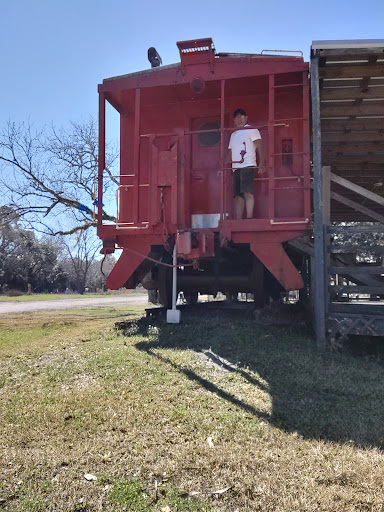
[330,172,384,206]
[321,86,384,101]
[321,119,384,131]
[320,48,384,58]
[328,243,384,254]
[329,266,384,275]
[323,154,384,164]
[323,166,331,224]
[322,79,384,88]
[310,181,384,220]
[288,238,314,257]
[332,214,384,223]
[323,142,384,153]
[321,54,376,63]
[330,172,384,180]
[368,55,379,65]
[322,132,384,143]
[330,190,384,223]
[327,225,384,234]
[319,64,384,79]
[329,303,384,314]
[331,162,384,172]
[331,286,384,294]
[331,193,384,205]
[321,104,384,117]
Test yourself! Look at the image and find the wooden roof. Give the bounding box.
[311,40,384,221]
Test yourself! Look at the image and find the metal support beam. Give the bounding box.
[250,242,304,290]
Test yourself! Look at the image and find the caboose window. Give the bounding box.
[197,121,221,147]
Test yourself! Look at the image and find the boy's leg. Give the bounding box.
[234,196,245,219]
[244,192,254,219]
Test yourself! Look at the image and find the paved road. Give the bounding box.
[0,295,149,315]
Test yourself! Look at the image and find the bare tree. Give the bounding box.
[0,118,118,235]
[59,230,100,294]
[86,254,116,292]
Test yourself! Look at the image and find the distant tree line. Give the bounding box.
[0,118,119,295]
[0,206,114,295]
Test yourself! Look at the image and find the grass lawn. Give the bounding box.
[0,292,144,302]
[1,304,384,511]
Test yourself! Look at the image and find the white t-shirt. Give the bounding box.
[228,125,261,169]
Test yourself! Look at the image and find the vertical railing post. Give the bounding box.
[98,91,106,228]
[268,74,275,221]
[177,130,185,228]
[311,50,327,348]
[148,134,154,227]
[132,88,141,224]
[220,79,226,220]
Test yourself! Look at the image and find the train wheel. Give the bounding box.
[184,291,198,304]
[147,289,159,305]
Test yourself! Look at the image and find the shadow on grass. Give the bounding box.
[123,307,384,449]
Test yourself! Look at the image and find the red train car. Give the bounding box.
[97,38,311,306]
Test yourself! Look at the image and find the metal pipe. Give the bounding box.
[166,239,181,323]
[270,218,309,225]
[268,74,275,221]
[98,92,105,228]
[139,124,270,139]
[133,88,141,224]
[172,241,177,310]
[220,79,225,220]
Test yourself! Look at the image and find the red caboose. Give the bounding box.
[97,38,311,306]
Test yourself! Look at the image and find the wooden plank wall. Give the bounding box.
[318,48,384,221]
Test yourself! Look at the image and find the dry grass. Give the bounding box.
[1,305,384,511]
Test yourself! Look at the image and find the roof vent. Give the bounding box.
[177,38,215,70]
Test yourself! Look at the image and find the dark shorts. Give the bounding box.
[233,167,256,198]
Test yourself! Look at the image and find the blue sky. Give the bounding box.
[1,0,384,131]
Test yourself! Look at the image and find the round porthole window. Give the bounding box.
[197,121,221,147]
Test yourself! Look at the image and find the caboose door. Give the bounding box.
[189,117,224,229]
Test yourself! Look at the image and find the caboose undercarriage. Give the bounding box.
[103,226,306,308]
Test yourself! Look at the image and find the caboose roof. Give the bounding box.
[312,39,384,50]
[103,63,180,83]
[102,52,305,85]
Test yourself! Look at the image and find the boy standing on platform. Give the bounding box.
[228,108,266,219]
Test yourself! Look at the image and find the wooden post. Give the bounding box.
[322,166,331,225]
[311,51,327,348]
